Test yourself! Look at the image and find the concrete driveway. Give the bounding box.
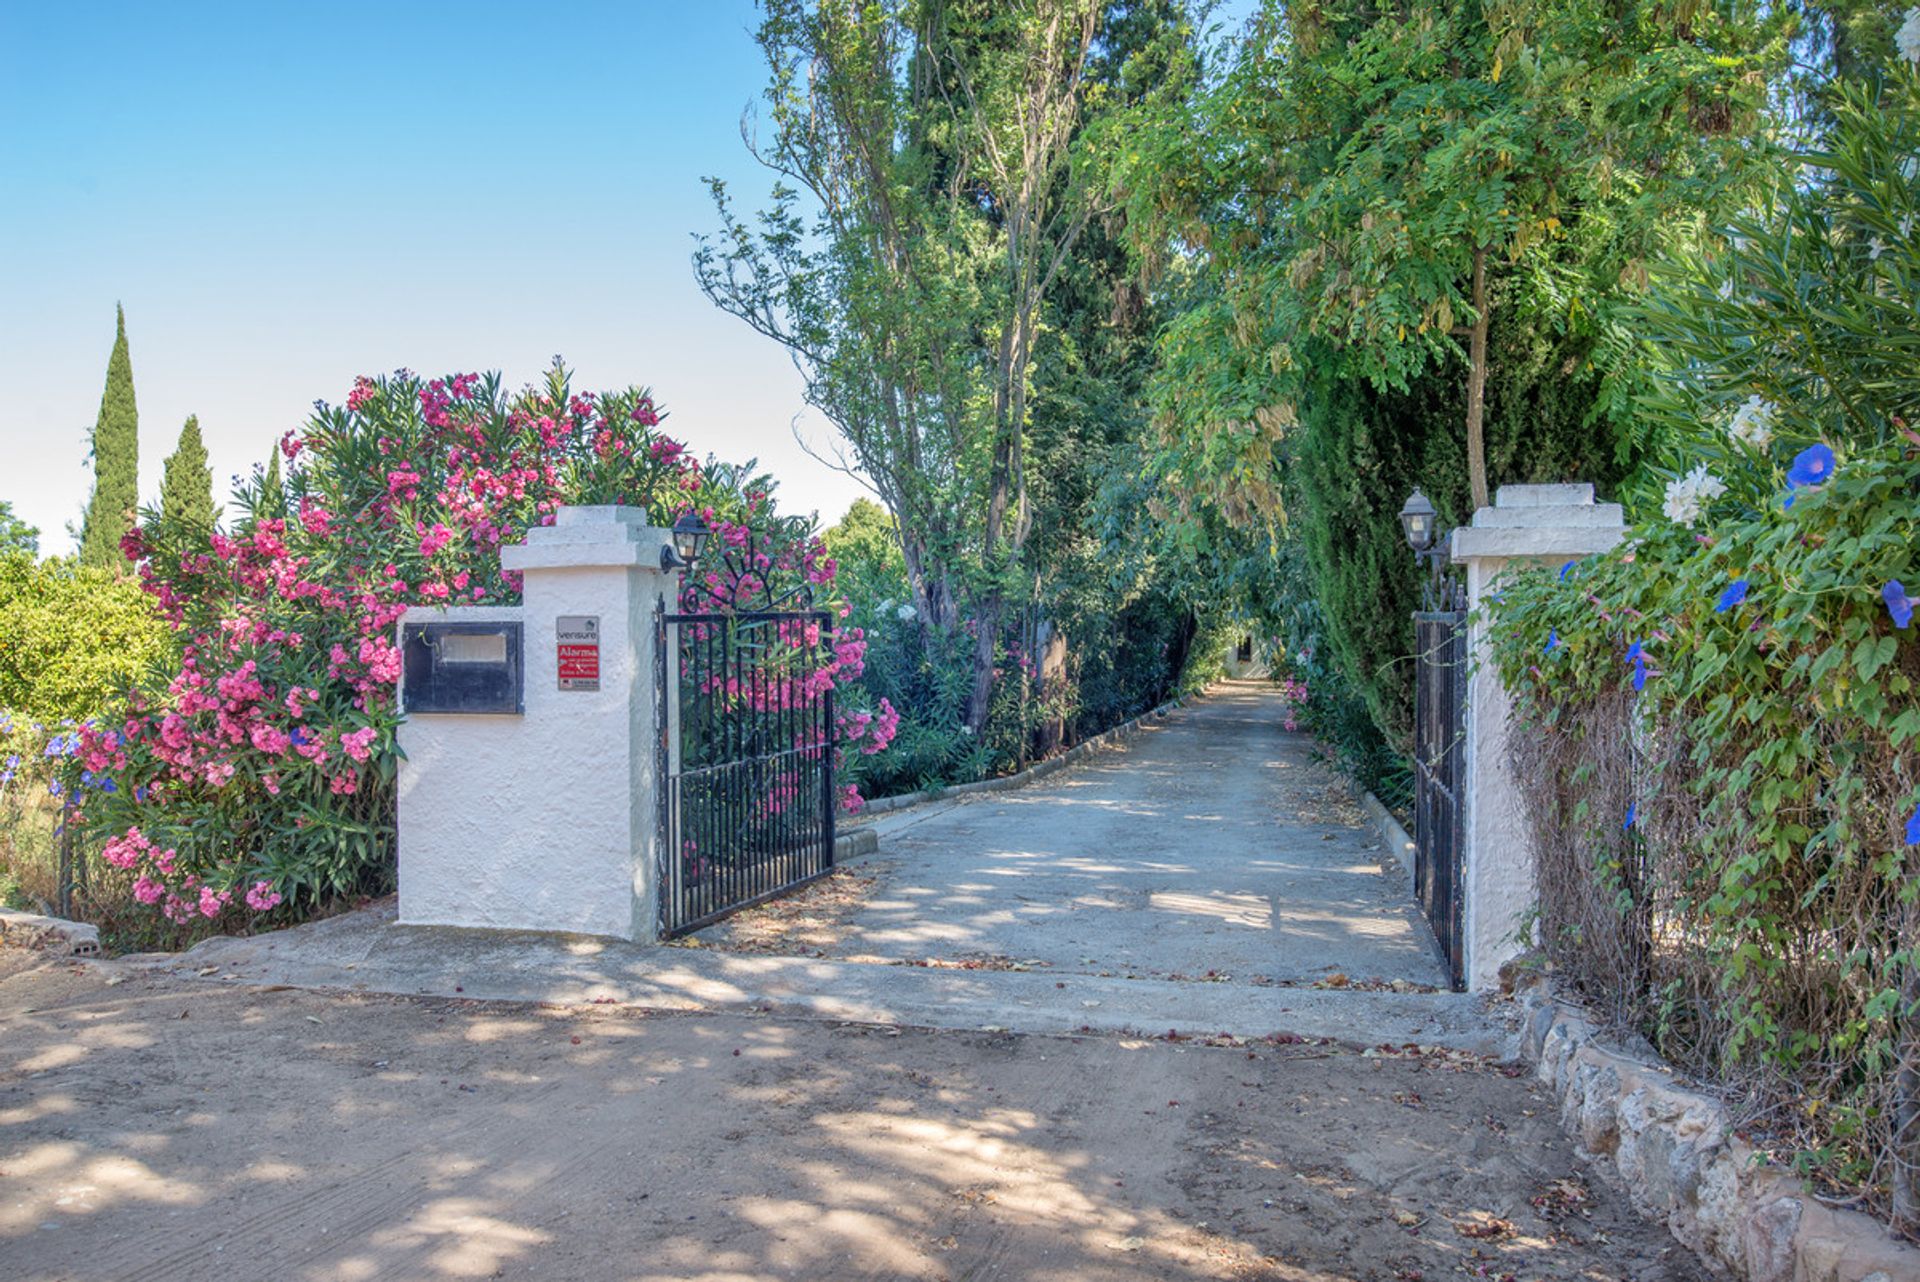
[721,683,1448,990]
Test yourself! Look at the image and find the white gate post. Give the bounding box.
[397,506,682,940]
[1447,484,1624,990]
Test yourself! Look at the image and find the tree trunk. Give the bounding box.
[1465,245,1491,512]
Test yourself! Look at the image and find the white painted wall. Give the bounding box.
[396,507,681,940]
[1449,484,1624,990]
[1222,636,1270,680]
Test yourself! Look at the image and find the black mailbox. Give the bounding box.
[401,622,524,715]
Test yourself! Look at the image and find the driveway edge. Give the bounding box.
[1518,979,1919,1282]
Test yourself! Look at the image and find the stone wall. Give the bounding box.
[1518,983,1920,1282]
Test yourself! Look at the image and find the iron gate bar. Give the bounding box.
[1413,604,1467,991]
[657,606,836,937]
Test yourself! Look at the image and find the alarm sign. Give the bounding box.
[556,615,601,691]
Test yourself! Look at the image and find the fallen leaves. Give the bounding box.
[1452,1212,1516,1240]
[1529,1176,1593,1220]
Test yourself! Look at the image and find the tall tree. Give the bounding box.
[1119,0,1785,742]
[699,0,1131,732]
[79,305,139,569]
[159,415,216,531]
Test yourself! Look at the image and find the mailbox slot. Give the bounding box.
[401,622,524,715]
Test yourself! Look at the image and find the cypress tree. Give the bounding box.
[159,415,216,530]
[79,305,139,569]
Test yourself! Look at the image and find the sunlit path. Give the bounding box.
[718,681,1449,989]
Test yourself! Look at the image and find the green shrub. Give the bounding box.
[0,552,168,724]
[1487,71,1920,1223]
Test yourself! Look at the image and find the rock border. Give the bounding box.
[852,692,1192,818]
[1517,981,1919,1282]
[0,907,101,956]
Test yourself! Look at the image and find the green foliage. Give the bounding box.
[701,0,1201,733]
[1487,70,1920,1220]
[1296,318,1636,744]
[1116,0,1785,752]
[0,501,38,556]
[79,305,140,571]
[0,552,168,724]
[159,415,216,531]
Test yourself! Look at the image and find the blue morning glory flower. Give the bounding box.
[1715,580,1750,613]
[0,770,12,785]
[1907,802,1920,845]
[134,785,149,802]
[78,770,95,787]
[4,754,16,769]
[1625,641,1643,664]
[1885,581,1914,630]
[48,780,62,797]
[1545,630,1560,654]
[1624,802,1637,831]
[1559,561,1576,582]
[99,778,117,794]
[291,726,308,746]
[1632,659,1648,691]
[1786,443,1835,487]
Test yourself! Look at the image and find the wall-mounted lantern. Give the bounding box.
[661,511,712,572]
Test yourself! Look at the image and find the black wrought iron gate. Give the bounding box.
[656,606,836,936]
[1413,595,1468,990]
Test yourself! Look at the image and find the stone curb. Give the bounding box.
[1352,785,1415,885]
[1517,980,1918,1282]
[0,908,101,956]
[853,692,1193,818]
[834,827,879,861]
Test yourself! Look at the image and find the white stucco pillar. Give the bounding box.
[397,506,681,941]
[1448,484,1624,990]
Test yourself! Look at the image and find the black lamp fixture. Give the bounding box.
[661,511,712,571]
[1399,487,1462,611]
[1398,488,1437,553]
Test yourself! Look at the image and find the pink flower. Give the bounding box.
[338,727,377,762]
[249,724,292,756]
[132,875,165,905]
[244,881,282,912]
[418,522,455,557]
[197,886,231,919]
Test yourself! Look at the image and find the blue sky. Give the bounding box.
[0,1,872,553]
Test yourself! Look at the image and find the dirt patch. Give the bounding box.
[684,861,888,956]
[1,949,1702,1281]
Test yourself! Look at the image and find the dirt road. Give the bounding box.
[0,951,1702,1282]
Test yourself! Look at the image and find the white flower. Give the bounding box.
[1870,236,1888,261]
[1901,214,1916,240]
[1716,278,1735,301]
[895,603,916,622]
[959,724,974,736]
[1662,463,1727,526]
[1728,394,1775,449]
[1898,7,1920,63]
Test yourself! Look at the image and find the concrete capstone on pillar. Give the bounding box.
[396,506,682,941]
[1447,483,1625,990]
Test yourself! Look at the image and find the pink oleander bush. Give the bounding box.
[69,361,895,931]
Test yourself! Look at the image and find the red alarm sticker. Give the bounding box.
[556,615,600,691]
